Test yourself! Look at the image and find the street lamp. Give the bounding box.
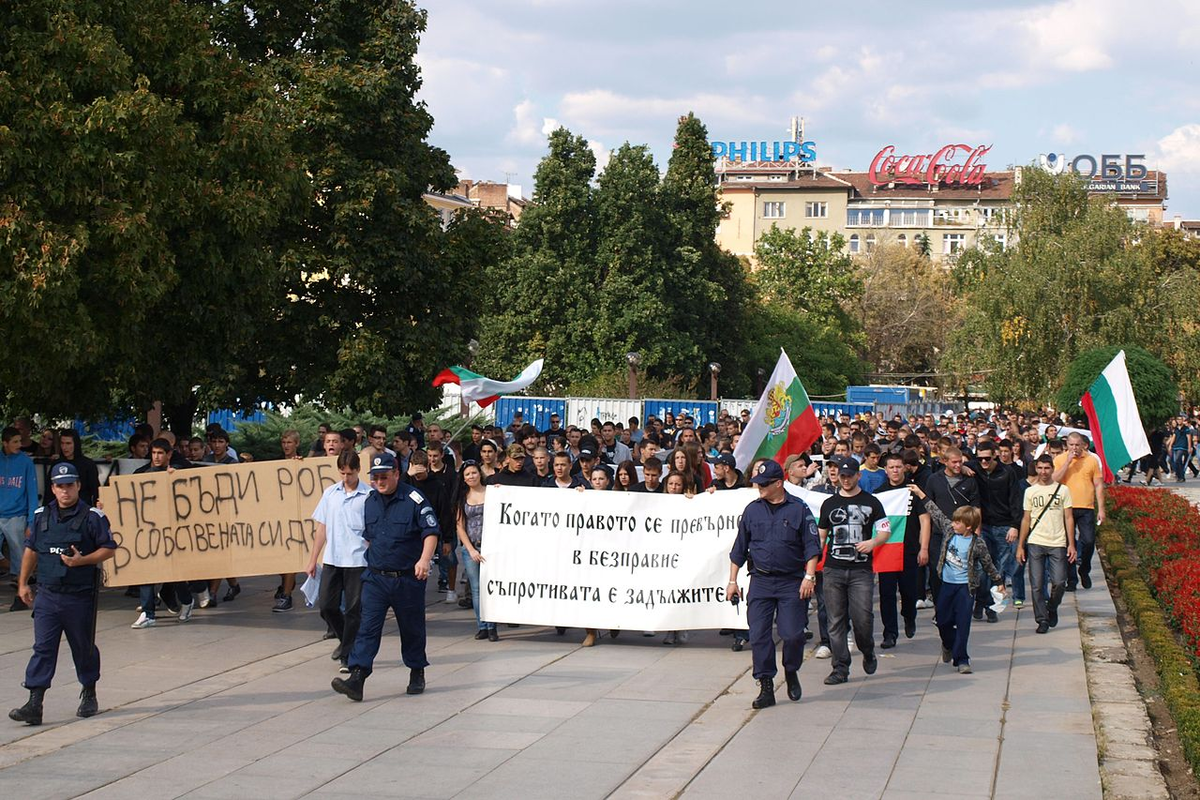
[756,367,766,396]
[708,362,722,401]
[626,352,641,399]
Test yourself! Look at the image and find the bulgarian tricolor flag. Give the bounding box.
[432,358,544,408]
[733,349,821,472]
[784,485,911,573]
[1079,350,1151,482]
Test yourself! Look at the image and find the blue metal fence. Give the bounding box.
[493,396,567,432]
[810,402,875,419]
[642,399,719,427]
[206,408,268,432]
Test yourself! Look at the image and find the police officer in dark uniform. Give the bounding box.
[9,462,116,725]
[727,460,821,709]
[332,452,439,702]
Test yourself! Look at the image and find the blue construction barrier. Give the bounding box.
[75,418,137,442]
[640,399,720,427]
[810,402,874,419]
[493,396,567,432]
[206,408,268,432]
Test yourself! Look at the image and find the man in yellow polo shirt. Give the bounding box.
[1052,432,1105,591]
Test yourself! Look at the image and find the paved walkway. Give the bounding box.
[0,573,1105,799]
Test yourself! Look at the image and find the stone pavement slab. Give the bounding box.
[0,570,1111,799]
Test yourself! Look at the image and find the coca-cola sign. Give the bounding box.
[868,144,991,187]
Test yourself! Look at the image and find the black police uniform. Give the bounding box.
[345,482,439,679]
[22,501,115,693]
[729,490,821,685]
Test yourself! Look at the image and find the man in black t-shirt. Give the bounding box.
[878,453,930,648]
[817,458,891,685]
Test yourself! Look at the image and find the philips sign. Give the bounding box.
[711,140,816,163]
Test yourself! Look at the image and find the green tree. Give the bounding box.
[1055,345,1177,430]
[944,169,1200,405]
[247,0,477,417]
[754,225,862,324]
[476,127,597,390]
[662,113,754,394]
[742,303,865,397]
[0,0,299,430]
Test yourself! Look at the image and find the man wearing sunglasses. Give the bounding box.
[968,440,1025,618]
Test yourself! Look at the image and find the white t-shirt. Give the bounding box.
[310,480,371,567]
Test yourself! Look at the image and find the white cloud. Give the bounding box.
[541,117,561,136]
[589,140,611,173]
[1051,123,1080,144]
[557,89,775,136]
[1156,124,1200,174]
[507,99,542,146]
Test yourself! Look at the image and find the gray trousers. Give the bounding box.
[1026,543,1067,626]
[823,568,876,677]
[2,516,26,578]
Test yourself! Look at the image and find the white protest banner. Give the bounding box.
[480,486,754,630]
[99,458,339,587]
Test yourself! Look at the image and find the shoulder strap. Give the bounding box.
[1028,483,1062,535]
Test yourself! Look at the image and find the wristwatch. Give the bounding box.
[803,574,816,583]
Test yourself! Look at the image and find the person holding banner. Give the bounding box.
[727,460,821,710]
[332,453,439,702]
[9,463,116,725]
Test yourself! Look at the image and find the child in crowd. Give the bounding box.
[934,505,1004,674]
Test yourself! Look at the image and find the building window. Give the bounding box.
[865,234,876,253]
[847,208,884,226]
[891,209,931,227]
[985,233,1007,250]
[805,201,828,218]
[935,208,966,225]
[943,233,966,254]
[763,201,785,218]
[1126,207,1151,222]
[848,234,860,254]
[897,234,907,248]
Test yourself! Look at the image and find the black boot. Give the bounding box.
[9,687,45,725]
[406,668,426,695]
[77,685,98,718]
[752,678,775,709]
[332,668,367,702]
[785,670,802,701]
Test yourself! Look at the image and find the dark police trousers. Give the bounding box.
[747,574,807,680]
[347,569,429,676]
[25,588,101,689]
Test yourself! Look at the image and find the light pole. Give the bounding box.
[708,362,721,401]
[626,352,641,399]
[462,339,480,417]
[756,367,766,397]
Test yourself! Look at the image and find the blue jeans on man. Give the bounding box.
[979,524,1019,605]
[1172,448,1190,481]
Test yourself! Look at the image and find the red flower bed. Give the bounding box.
[1108,485,1200,661]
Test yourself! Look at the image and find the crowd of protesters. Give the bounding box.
[0,403,1159,686]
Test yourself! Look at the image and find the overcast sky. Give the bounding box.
[417,0,1200,219]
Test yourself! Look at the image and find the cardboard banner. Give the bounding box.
[480,486,754,630]
[99,458,339,587]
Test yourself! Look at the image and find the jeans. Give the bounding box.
[978,525,1018,607]
[437,541,458,587]
[1067,508,1096,588]
[878,551,919,641]
[319,565,365,657]
[1172,449,1189,481]
[936,582,974,666]
[1,516,26,577]
[1026,544,1067,626]
[823,568,875,678]
[137,582,193,619]
[815,571,830,647]
[458,545,494,631]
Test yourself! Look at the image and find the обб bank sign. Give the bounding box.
[868,144,991,187]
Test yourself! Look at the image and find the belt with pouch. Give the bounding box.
[373,567,415,578]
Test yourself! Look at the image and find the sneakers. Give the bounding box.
[814,645,832,659]
[972,605,984,621]
[916,598,932,609]
[941,646,953,664]
[1080,572,1092,589]
[160,590,181,615]
[131,612,156,629]
[197,589,216,609]
[222,584,241,602]
[272,595,293,612]
[732,635,747,652]
[958,663,973,674]
[1013,598,1024,608]
[662,631,677,646]
[823,673,848,685]
[985,609,998,624]
[1048,605,1059,628]
[1036,622,1049,634]
[457,595,473,609]
[177,601,194,623]
[677,631,690,645]
[444,590,458,604]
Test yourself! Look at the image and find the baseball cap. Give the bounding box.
[750,460,784,485]
[716,453,737,469]
[579,447,596,459]
[836,456,861,476]
[50,462,80,484]
[368,452,398,473]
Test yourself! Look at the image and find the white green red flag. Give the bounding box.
[432,358,544,408]
[784,484,910,573]
[733,349,821,473]
[1079,350,1151,482]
